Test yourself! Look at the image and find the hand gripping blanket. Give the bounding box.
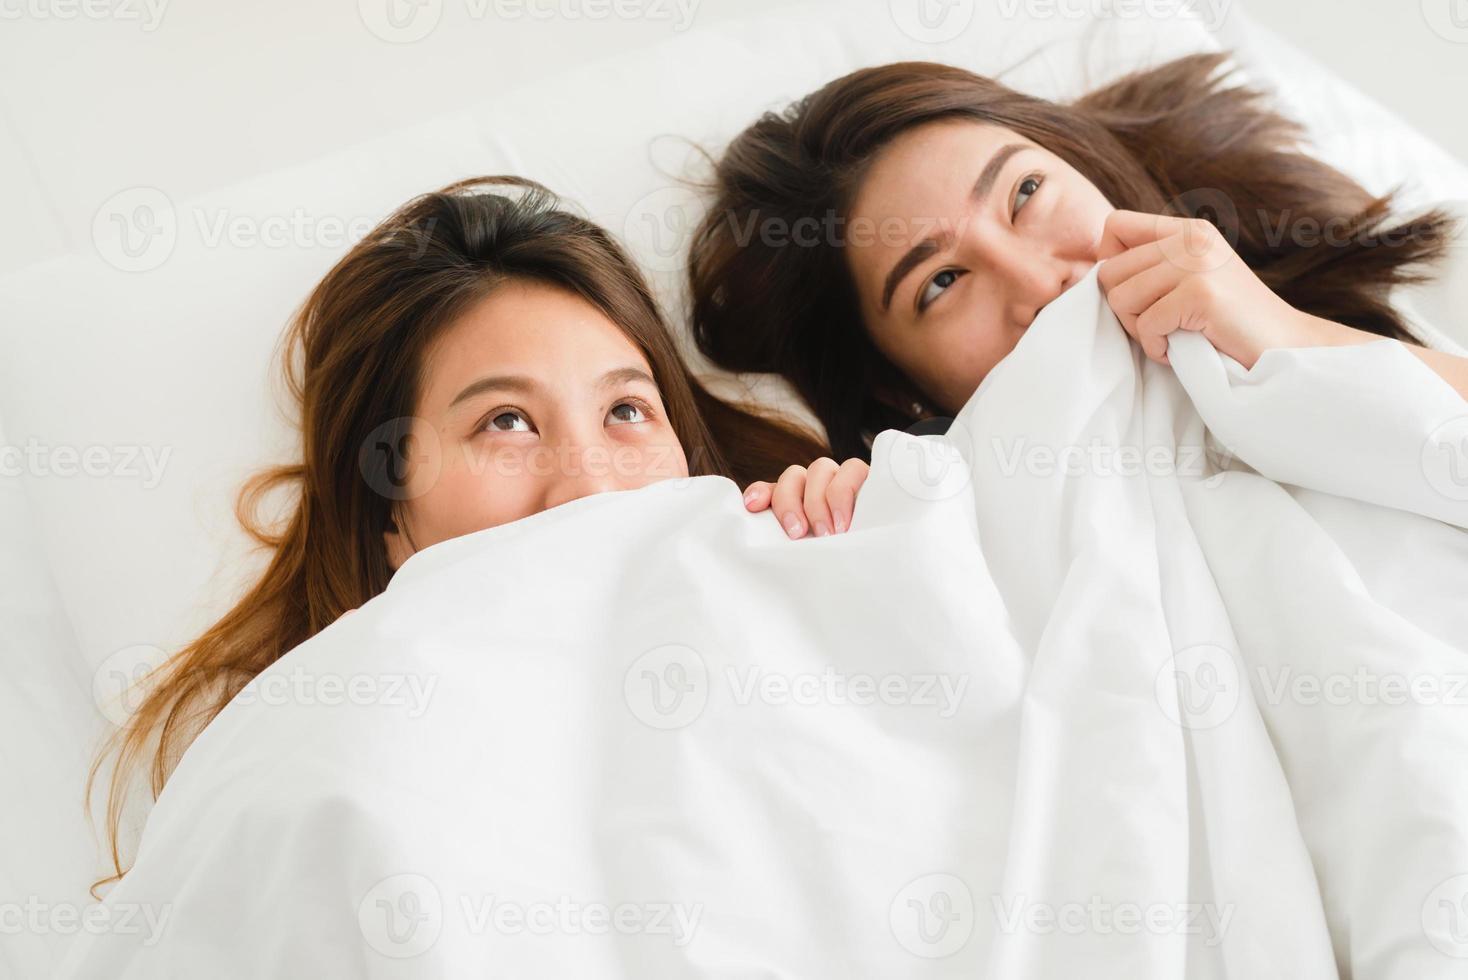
[63,267,1468,979]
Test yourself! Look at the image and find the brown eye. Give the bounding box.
[919,269,963,311]
[1014,175,1042,216]
[606,401,648,425]
[485,410,531,433]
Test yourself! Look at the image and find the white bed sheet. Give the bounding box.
[4,3,1468,976]
[54,266,1468,979]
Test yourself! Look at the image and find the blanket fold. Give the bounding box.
[64,268,1468,979]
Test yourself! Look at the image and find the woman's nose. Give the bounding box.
[971,236,1074,327]
[541,440,623,512]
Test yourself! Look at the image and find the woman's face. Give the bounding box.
[384,280,688,568]
[846,120,1114,414]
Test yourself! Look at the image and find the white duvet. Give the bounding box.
[61,267,1468,979]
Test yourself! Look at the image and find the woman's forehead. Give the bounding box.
[420,282,651,406]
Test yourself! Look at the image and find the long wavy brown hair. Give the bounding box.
[88,176,824,894]
[688,53,1458,459]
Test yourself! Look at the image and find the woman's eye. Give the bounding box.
[606,400,648,425]
[919,269,963,311]
[485,410,531,433]
[1014,175,1042,216]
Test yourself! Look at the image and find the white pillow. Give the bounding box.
[0,414,108,976]
[1213,5,1468,214]
[0,0,1232,675]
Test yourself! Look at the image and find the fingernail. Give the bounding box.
[783,514,803,537]
[814,521,829,537]
[743,487,758,505]
[833,512,847,533]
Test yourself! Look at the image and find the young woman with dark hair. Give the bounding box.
[689,54,1467,458]
[88,176,868,894]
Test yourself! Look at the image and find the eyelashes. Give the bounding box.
[915,170,1045,314]
[483,407,532,433]
[1014,173,1042,213]
[475,395,659,435]
[606,396,653,426]
[918,269,964,312]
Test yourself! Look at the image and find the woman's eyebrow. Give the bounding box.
[878,141,1029,313]
[881,235,948,312]
[596,366,657,391]
[972,142,1028,204]
[448,366,655,409]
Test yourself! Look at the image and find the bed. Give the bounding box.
[1,2,1465,976]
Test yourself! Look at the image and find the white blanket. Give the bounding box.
[61,268,1468,979]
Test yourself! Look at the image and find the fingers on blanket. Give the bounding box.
[1099,233,1183,368]
[1099,211,1230,368]
[821,458,869,534]
[744,457,870,539]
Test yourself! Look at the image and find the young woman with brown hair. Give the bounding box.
[688,53,1468,459]
[88,175,868,893]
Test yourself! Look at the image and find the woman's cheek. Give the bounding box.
[1076,188,1116,253]
[924,318,995,407]
[626,432,689,484]
[1048,191,1092,248]
[435,446,539,538]
[663,440,690,481]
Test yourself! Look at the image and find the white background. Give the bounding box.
[0,0,1464,277]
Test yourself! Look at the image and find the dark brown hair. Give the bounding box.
[688,53,1457,459]
[88,175,823,894]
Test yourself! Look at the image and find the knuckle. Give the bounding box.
[1189,216,1218,238]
